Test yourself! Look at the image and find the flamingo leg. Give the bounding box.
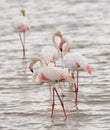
[51,87,55,118]
[23,31,25,46]
[77,70,79,88]
[70,72,76,92]
[19,32,27,69]
[74,70,79,109]
[23,31,27,68]
[74,84,78,109]
[51,87,67,119]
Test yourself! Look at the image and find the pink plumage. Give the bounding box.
[12,9,30,68]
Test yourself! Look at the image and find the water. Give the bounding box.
[0,0,110,129]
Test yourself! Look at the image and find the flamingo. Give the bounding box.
[55,32,92,107]
[63,52,92,107]
[41,31,66,66]
[29,56,75,119]
[41,31,67,95]
[52,31,72,57]
[41,46,59,66]
[12,9,30,68]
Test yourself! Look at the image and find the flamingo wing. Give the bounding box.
[41,46,59,64]
[38,67,63,82]
[71,52,92,73]
[63,53,77,72]
[12,16,30,32]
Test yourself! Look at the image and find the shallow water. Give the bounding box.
[0,0,110,129]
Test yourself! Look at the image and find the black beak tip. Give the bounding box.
[30,69,34,73]
[60,48,62,52]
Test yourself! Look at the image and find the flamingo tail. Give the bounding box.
[86,64,92,74]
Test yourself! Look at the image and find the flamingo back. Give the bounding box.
[12,16,30,32]
[63,53,77,72]
[35,66,74,83]
[41,46,59,64]
[71,53,92,73]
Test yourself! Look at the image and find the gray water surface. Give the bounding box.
[0,0,110,130]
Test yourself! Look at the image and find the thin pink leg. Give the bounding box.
[71,72,76,91]
[19,32,27,68]
[77,70,79,88]
[74,70,79,109]
[53,87,67,119]
[23,31,27,68]
[75,85,78,107]
[51,87,55,118]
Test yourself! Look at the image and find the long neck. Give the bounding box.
[52,33,60,52]
[63,44,70,55]
[37,57,44,67]
[62,38,70,55]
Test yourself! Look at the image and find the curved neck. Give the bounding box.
[63,44,70,55]
[52,33,60,52]
[37,57,44,67]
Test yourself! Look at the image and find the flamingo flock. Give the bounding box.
[12,9,92,119]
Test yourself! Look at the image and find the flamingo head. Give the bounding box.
[29,56,40,73]
[59,37,66,52]
[54,31,62,37]
[21,9,25,16]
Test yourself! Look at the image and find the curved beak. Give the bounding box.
[60,48,62,52]
[30,69,34,73]
[59,42,63,52]
[29,62,34,73]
